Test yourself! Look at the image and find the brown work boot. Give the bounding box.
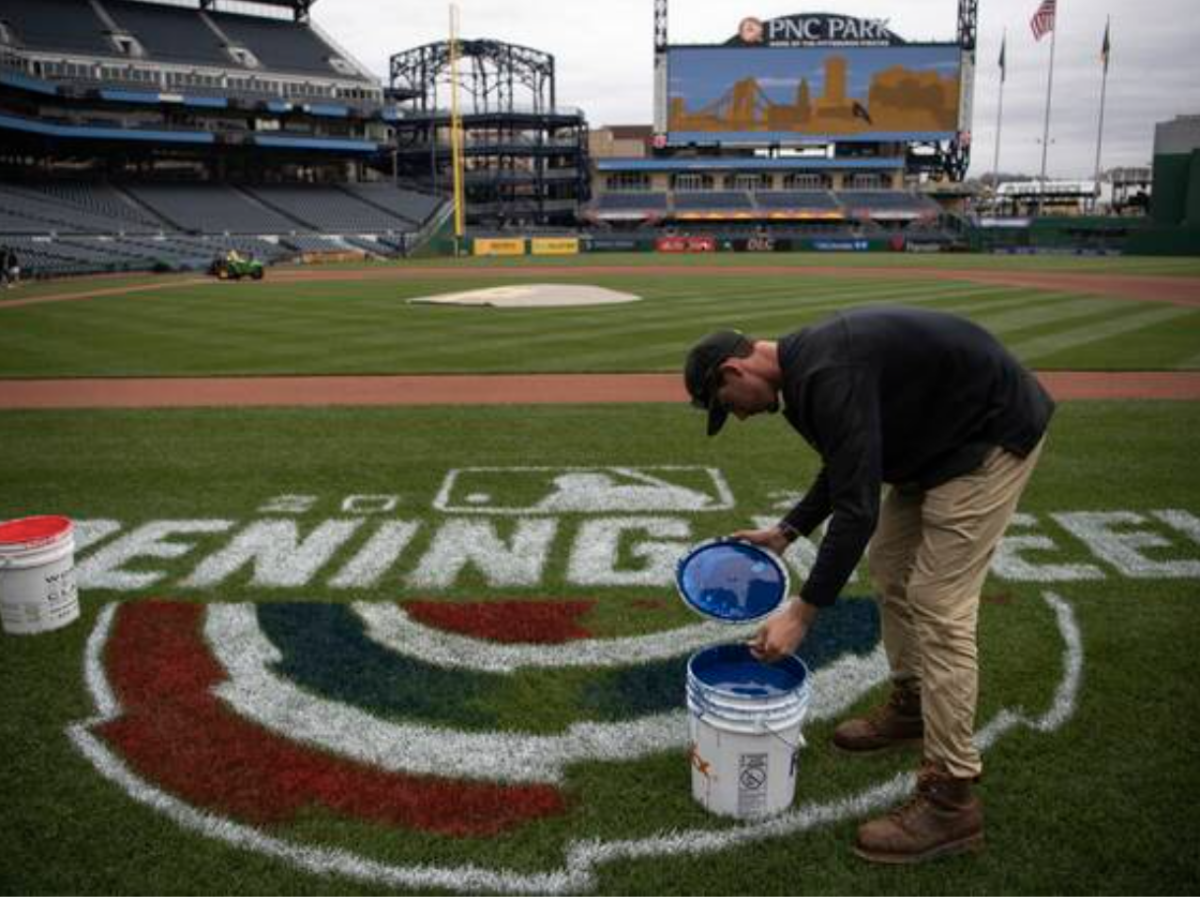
[832,682,924,753]
[853,760,984,864]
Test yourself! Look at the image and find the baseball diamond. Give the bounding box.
[2,0,1199,896]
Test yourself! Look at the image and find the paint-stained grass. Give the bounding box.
[1,401,1198,894]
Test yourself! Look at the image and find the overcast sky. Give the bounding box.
[313,0,1200,179]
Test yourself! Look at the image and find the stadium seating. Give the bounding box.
[2,182,165,231]
[126,184,301,234]
[246,185,412,232]
[673,191,754,211]
[0,181,449,276]
[103,0,230,66]
[755,191,841,212]
[339,183,446,224]
[209,11,348,77]
[2,0,112,55]
[0,184,155,234]
[594,194,669,211]
[836,191,940,218]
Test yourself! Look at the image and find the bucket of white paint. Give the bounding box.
[0,516,79,636]
[687,642,810,819]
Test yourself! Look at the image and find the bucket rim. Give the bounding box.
[687,642,810,701]
[675,537,790,624]
[0,515,73,551]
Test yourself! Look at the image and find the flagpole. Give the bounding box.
[1093,16,1111,211]
[1038,2,1058,212]
[993,30,1007,201]
[448,4,466,251]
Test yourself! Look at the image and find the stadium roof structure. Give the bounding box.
[200,0,315,9]
[189,0,318,22]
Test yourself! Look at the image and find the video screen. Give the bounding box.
[665,45,962,144]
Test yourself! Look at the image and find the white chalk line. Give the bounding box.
[66,591,1082,895]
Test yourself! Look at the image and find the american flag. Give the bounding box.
[1031,0,1056,41]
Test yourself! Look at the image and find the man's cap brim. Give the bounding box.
[706,404,729,436]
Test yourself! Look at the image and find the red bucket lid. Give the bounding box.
[0,515,73,549]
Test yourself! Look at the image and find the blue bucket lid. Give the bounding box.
[675,538,789,624]
[688,642,808,698]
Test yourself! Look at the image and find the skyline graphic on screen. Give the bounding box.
[667,45,962,139]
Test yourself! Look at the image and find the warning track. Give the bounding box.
[0,371,1197,409]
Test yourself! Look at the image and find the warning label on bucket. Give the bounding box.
[737,753,769,817]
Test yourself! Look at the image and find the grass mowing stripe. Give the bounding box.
[497,281,1032,370]
[1010,305,1194,362]
[974,296,1130,334]
[394,278,958,371]
[1179,347,1200,369]
[3,263,1197,377]
[526,286,1058,371]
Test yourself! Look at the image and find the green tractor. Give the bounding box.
[210,251,265,281]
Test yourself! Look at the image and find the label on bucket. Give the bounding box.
[737,753,769,817]
[0,516,79,636]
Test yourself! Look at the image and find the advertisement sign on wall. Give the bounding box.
[473,238,526,257]
[530,238,580,256]
[656,236,718,253]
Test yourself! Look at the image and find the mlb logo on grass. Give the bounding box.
[433,466,734,514]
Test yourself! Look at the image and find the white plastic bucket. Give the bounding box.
[687,642,811,819]
[0,516,79,636]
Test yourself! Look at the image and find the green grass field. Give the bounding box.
[2,254,1199,377]
[1,255,1198,895]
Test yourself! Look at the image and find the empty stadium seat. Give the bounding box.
[673,191,754,211]
[755,191,841,211]
[127,184,301,234]
[595,194,669,211]
[209,11,349,76]
[837,191,940,215]
[339,184,448,225]
[104,0,230,66]
[2,0,112,55]
[246,185,412,232]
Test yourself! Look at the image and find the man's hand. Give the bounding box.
[748,598,819,664]
[730,525,791,555]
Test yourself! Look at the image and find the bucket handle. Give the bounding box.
[760,717,807,753]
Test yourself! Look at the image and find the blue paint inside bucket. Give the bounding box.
[676,540,788,623]
[688,643,808,699]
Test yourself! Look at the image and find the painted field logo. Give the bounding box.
[60,468,1109,893]
[68,591,1084,894]
[433,466,734,514]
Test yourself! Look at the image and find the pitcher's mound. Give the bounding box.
[409,284,642,308]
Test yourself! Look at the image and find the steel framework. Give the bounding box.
[388,39,588,227]
[390,39,556,117]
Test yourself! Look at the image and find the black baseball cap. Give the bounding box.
[684,330,752,436]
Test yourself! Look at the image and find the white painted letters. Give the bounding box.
[568,517,691,586]
[1054,511,1200,579]
[407,518,557,589]
[183,519,363,588]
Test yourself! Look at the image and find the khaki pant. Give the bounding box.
[867,438,1045,779]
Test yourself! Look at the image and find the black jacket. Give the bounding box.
[777,306,1054,608]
